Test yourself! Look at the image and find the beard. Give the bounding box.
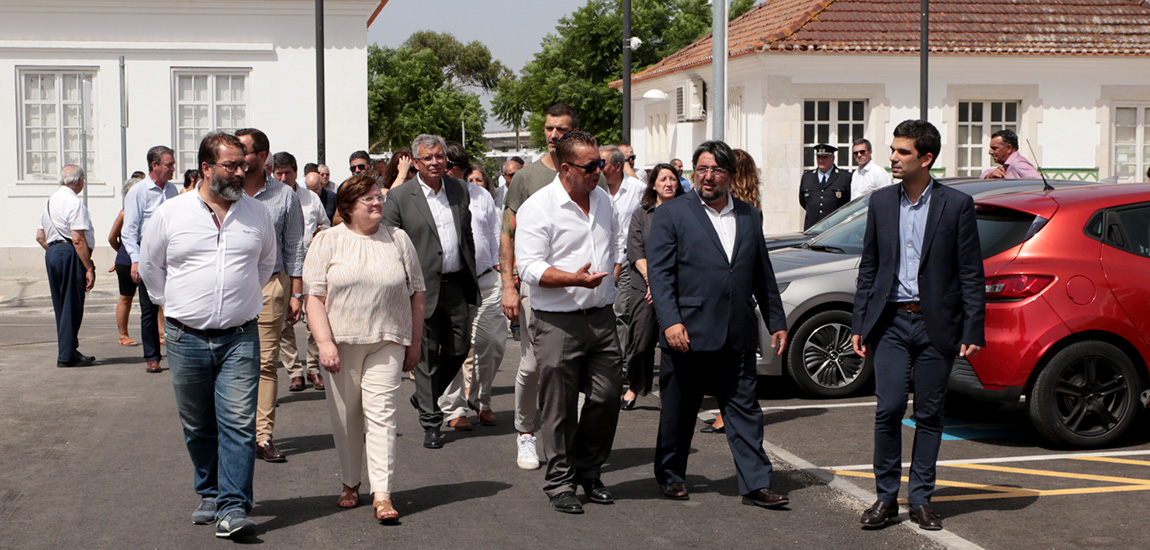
[210,173,244,202]
[698,184,725,204]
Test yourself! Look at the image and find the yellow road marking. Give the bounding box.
[944,463,1150,485]
[1070,457,1150,467]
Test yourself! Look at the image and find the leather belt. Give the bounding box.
[48,240,70,247]
[169,318,258,338]
[894,302,922,313]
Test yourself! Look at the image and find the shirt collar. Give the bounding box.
[818,167,832,177]
[898,180,934,207]
[704,193,735,216]
[418,174,445,198]
[1004,150,1025,167]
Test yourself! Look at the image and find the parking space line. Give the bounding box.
[944,463,1150,485]
[1071,456,1150,467]
[826,468,1150,502]
[828,449,1150,471]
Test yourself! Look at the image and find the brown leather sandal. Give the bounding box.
[338,483,360,508]
[373,499,398,523]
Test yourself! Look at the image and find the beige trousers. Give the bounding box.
[256,271,289,442]
[280,308,319,378]
[328,340,405,493]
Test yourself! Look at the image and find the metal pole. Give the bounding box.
[79,75,90,206]
[920,0,929,121]
[315,0,326,163]
[461,114,466,147]
[712,0,727,141]
[622,0,632,144]
[119,56,127,188]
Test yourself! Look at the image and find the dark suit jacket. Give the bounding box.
[647,191,786,352]
[851,181,986,354]
[382,176,479,316]
[799,166,852,229]
[317,186,337,225]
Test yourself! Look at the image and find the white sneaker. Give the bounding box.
[516,433,540,470]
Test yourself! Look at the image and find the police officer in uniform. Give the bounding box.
[799,143,852,229]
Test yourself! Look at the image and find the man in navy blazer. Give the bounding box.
[647,140,789,508]
[851,120,985,531]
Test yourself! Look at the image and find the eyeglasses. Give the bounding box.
[350,163,368,173]
[626,155,636,162]
[357,194,384,204]
[694,166,728,175]
[852,150,869,156]
[318,171,330,177]
[213,161,245,172]
[416,154,447,163]
[445,161,460,169]
[567,158,606,173]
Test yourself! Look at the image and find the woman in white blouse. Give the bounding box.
[303,175,426,523]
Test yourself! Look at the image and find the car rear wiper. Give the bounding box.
[807,244,845,253]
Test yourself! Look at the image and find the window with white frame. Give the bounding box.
[803,100,865,169]
[18,69,97,182]
[173,70,249,173]
[956,101,1020,177]
[1114,106,1150,183]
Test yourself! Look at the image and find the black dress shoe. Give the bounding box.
[700,424,725,434]
[860,500,898,528]
[741,488,789,508]
[423,427,444,449]
[256,439,287,462]
[703,418,715,425]
[620,399,636,411]
[909,504,942,530]
[57,359,91,368]
[549,491,584,514]
[578,479,614,504]
[73,352,96,363]
[659,482,689,500]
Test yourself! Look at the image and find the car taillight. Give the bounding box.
[985,274,1054,301]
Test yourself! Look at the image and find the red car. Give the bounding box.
[952,183,1150,447]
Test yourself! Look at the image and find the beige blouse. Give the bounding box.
[303,223,426,346]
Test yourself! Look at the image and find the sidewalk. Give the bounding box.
[0,270,120,315]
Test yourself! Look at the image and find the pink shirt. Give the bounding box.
[981,151,1040,179]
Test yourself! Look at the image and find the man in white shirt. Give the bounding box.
[139,131,276,539]
[35,164,96,368]
[600,145,646,349]
[851,138,893,199]
[271,152,331,393]
[122,145,178,373]
[516,130,625,515]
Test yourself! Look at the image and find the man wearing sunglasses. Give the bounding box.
[850,138,892,200]
[799,143,852,229]
[348,150,371,180]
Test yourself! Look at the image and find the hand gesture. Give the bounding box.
[573,262,608,289]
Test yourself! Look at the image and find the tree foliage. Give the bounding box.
[493,0,757,147]
[367,31,505,157]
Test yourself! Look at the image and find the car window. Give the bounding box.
[1103,203,1150,258]
[976,205,1045,259]
[806,213,866,254]
[806,194,869,234]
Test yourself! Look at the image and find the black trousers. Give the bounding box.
[623,285,658,395]
[139,280,162,362]
[410,277,472,430]
[45,243,85,363]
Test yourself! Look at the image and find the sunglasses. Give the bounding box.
[350,163,368,173]
[852,150,869,156]
[568,158,606,173]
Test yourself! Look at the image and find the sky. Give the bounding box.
[366,1,584,131]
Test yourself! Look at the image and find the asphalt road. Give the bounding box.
[4,309,1146,548]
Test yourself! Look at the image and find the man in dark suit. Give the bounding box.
[799,143,852,229]
[851,119,985,531]
[647,140,790,509]
[382,133,480,449]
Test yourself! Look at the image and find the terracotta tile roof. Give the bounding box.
[623,0,1150,85]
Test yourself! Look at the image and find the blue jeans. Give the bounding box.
[165,318,260,517]
[871,308,954,507]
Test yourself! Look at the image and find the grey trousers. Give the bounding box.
[531,306,623,497]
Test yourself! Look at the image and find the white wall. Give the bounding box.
[0,0,376,279]
[630,53,1150,235]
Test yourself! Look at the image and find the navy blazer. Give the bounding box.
[647,191,786,352]
[381,176,479,316]
[851,181,986,354]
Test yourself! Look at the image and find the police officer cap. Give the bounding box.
[813,143,836,156]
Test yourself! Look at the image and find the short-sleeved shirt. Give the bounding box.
[303,223,426,346]
[39,185,94,246]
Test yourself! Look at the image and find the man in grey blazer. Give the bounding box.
[382,134,480,449]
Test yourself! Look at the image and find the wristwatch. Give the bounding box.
[291,293,304,300]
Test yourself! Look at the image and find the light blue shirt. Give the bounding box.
[250,173,305,277]
[679,176,691,192]
[891,181,933,302]
[122,176,179,264]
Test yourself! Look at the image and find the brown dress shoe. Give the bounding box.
[448,416,473,431]
[909,504,943,530]
[309,372,325,391]
[477,410,496,426]
[256,439,287,462]
[288,377,305,391]
[741,488,789,508]
[860,500,899,528]
[145,360,162,373]
[660,482,689,500]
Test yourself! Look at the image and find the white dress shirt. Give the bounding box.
[468,184,500,272]
[121,176,179,264]
[515,179,624,312]
[611,177,647,247]
[295,184,331,245]
[704,194,737,261]
[139,191,277,330]
[418,175,462,273]
[851,159,893,200]
[39,185,94,246]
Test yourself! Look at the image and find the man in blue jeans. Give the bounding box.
[140,132,276,539]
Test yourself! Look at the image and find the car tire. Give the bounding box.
[786,310,872,397]
[1029,341,1142,448]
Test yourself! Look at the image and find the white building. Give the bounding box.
[0,0,382,284]
[620,0,1150,234]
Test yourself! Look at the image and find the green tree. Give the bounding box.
[493,0,754,147]
[367,31,506,157]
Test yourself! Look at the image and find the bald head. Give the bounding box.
[305,171,322,193]
[501,160,521,186]
[60,164,86,191]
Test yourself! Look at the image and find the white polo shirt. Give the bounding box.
[39,185,94,246]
